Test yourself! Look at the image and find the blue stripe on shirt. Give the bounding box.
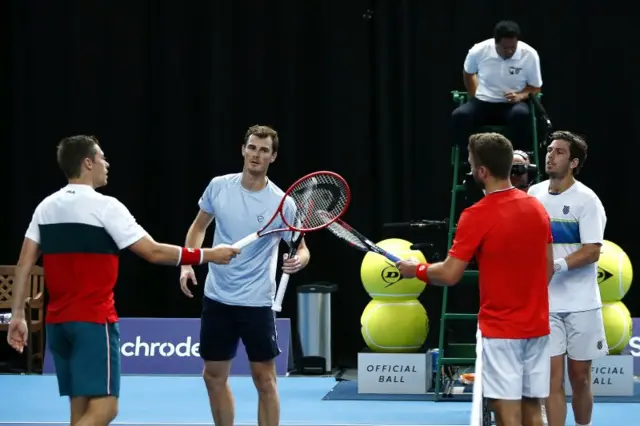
[550,219,580,245]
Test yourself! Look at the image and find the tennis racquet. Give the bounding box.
[319,214,402,263]
[230,171,351,250]
[271,177,320,312]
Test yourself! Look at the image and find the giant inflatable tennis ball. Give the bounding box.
[360,238,427,300]
[602,301,633,355]
[361,299,429,353]
[598,240,633,302]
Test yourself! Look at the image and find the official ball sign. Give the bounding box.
[43,317,291,376]
[622,317,640,375]
[357,352,431,394]
[564,355,634,396]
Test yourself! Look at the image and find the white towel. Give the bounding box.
[470,325,484,426]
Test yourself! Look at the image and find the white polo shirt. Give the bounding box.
[25,183,148,323]
[464,38,543,103]
[528,180,607,313]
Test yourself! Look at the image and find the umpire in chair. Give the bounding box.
[452,20,543,150]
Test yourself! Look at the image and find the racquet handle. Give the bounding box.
[384,252,402,263]
[272,273,290,312]
[231,232,260,250]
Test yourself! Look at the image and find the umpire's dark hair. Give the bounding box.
[549,130,588,176]
[56,135,100,179]
[494,20,521,42]
[468,133,514,180]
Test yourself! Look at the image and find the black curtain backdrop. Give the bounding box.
[3,0,638,368]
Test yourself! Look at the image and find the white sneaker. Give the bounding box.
[541,404,548,426]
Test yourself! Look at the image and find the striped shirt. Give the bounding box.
[25,184,147,324]
[528,180,607,313]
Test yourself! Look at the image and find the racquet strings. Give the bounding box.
[288,173,349,230]
[323,220,368,251]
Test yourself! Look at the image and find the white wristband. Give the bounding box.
[176,247,183,266]
[554,258,568,273]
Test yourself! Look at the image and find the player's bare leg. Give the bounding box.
[521,397,545,426]
[567,358,593,426]
[74,396,118,426]
[250,359,279,426]
[203,361,235,426]
[490,399,521,426]
[70,397,89,426]
[547,355,567,426]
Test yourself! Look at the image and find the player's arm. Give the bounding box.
[184,209,214,249]
[419,256,469,287]
[11,209,42,318]
[554,196,606,272]
[547,243,554,283]
[102,198,238,266]
[10,239,41,318]
[128,236,237,265]
[397,210,482,286]
[293,237,310,268]
[462,46,479,97]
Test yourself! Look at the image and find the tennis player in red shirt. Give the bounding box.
[398,133,554,426]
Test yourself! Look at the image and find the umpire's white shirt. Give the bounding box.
[464,38,543,103]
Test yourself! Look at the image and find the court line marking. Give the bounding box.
[0,423,452,426]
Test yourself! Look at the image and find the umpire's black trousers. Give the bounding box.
[452,98,532,150]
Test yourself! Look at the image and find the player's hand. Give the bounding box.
[396,257,420,278]
[282,253,303,274]
[211,244,241,265]
[7,318,28,353]
[179,265,197,298]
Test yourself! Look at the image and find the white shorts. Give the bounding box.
[482,335,551,400]
[549,309,608,360]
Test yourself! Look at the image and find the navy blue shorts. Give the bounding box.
[199,296,281,363]
[47,322,120,398]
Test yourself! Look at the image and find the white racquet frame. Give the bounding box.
[271,178,318,312]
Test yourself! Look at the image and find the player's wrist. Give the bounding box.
[10,309,25,320]
[553,258,568,273]
[178,247,204,266]
[415,263,430,283]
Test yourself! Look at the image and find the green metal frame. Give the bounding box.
[433,90,543,401]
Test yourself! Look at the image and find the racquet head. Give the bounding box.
[282,171,350,232]
[317,213,403,263]
[320,216,369,252]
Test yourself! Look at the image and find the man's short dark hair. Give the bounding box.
[468,133,514,179]
[244,125,279,153]
[56,135,100,179]
[549,130,588,175]
[494,20,521,42]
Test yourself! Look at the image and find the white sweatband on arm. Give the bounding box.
[554,258,568,273]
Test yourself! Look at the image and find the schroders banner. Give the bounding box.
[43,318,291,376]
[622,317,640,375]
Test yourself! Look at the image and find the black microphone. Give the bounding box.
[529,93,552,129]
[383,219,448,229]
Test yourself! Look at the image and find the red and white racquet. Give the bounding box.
[231,171,351,249]
[228,171,351,310]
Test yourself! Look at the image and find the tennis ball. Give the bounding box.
[602,301,633,355]
[360,238,427,300]
[361,299,429,353]
[598,240,633,302]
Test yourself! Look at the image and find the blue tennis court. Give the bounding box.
[4,374,640,425]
